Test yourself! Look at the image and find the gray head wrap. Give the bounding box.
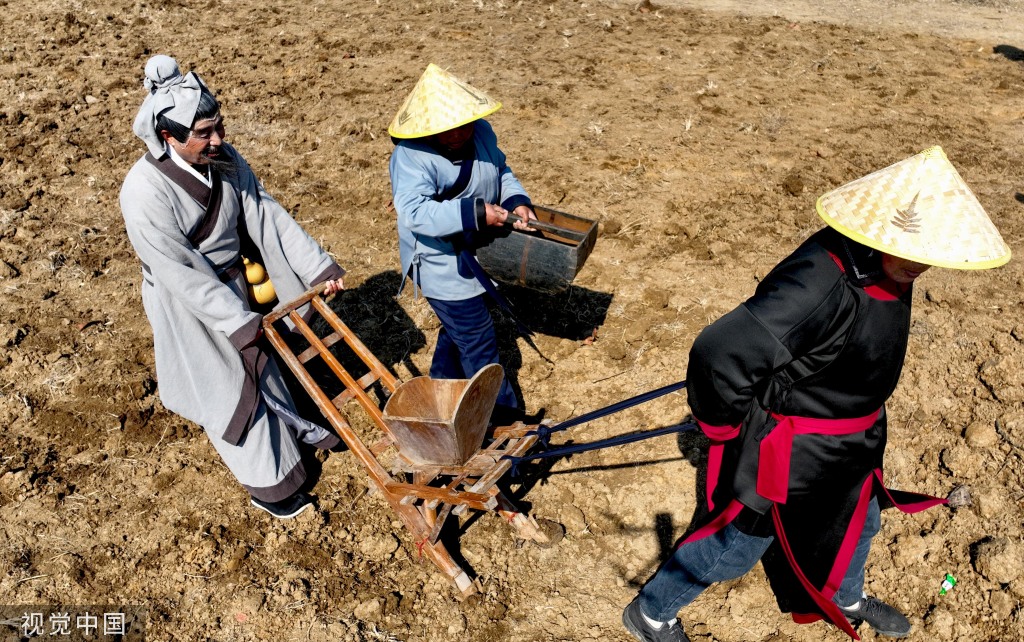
[131,55,212,157]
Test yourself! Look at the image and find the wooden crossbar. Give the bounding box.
[384,482,497,511]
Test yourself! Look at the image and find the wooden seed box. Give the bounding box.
[475,205,598,294]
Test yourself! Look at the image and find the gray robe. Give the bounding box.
[120,143,344,501]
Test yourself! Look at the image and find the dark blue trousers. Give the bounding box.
[426,295,518,409]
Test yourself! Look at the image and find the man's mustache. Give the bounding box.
[201,147,237,175]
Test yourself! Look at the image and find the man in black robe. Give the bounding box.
[623,147,1010,642]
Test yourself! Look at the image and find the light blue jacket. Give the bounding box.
[389,120,531,301]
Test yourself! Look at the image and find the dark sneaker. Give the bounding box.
[250,492,314,519]
[838,596,911,638]
[622,598,690,642]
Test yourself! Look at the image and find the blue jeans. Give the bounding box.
[638,498,880,621]
[427,295,518,409]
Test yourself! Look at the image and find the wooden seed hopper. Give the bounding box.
[382,364,503,467]
[262,287,561,598]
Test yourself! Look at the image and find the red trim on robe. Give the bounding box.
[671,467,945,639]
[757,410,881,504]
[696,419,741,441]
[862,280,906,301]
[696,419,740,510]
[677,498,746,547]
[825,250,909,302]
[786,468,947,637]
[771,503,861,639]
[824,478,875,596]
[872,468,948,513]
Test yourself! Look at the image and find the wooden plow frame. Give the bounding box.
[262,287,560,598]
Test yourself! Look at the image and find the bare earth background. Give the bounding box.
[2,0,1024,640]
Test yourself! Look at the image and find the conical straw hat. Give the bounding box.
[816,146,1010,269]
[388,64,502,139]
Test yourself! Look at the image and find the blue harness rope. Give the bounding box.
[504,380,692,475]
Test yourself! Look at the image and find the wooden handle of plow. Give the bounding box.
[262,281,334,326]
[504,213,564,235]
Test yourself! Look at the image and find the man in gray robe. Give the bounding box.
[120,55,346,518]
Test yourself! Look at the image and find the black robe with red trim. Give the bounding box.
[686,227,943,635]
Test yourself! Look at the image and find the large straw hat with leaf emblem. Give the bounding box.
[388,64,502,139]
[816,146,1010,269]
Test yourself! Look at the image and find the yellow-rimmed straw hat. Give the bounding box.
[388,64,502,139]
[816,146,1010,269]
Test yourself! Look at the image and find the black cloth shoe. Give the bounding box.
[250,492,314,519]
[838,596,912,638]
[622,598,690,642]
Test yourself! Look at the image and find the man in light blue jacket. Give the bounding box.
[388,63,536,419]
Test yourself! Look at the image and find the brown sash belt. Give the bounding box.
[140,255,243,286]
[217,255,245,283]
